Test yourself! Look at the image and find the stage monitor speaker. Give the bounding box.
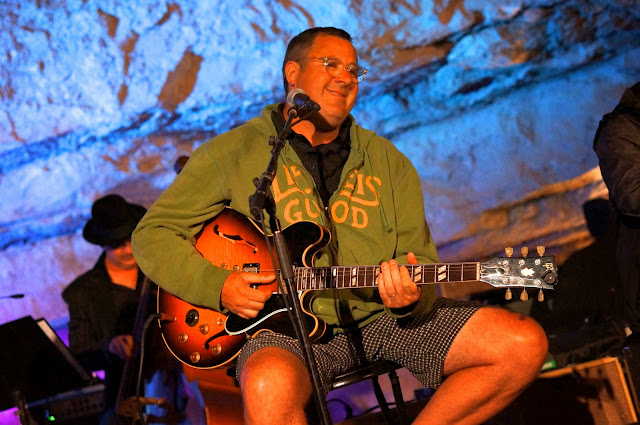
[488,356,637,425]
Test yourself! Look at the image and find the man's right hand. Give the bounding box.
[221,271,275,319]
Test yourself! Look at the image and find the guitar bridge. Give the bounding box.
[243,263,260,273]
[243,263,261,289]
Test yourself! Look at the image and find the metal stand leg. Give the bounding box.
[371,376,394,424]
[388,370,407,423]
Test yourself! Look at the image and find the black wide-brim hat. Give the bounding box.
[83,194,147,247]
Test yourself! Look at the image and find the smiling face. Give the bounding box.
[284,34,359,132]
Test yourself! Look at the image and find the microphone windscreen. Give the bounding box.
[286,88,307,107]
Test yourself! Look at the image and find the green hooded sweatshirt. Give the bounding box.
[132,104,439,331]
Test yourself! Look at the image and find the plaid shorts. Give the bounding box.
[235,297,481,395]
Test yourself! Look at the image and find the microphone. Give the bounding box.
[286,88,321,116]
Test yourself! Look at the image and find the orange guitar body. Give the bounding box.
[157,208,328,369]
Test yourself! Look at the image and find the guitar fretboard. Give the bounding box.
[293,262,481,291]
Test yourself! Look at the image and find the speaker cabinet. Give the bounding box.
[489,356,637,425]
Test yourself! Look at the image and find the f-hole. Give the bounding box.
[213,225,258,253]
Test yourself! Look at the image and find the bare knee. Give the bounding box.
[483,308,549,382]
[445,307,549,380]
[240,347,311,423]
[504,312,548,368]
[517,314,548,356]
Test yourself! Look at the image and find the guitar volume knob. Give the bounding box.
[178,332,189,343]
[190,352,201,363]
[211,344,222,355]
[199,324,209,335]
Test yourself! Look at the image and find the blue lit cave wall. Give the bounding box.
[1,0,639,370]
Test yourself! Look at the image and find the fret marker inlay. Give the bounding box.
[437,265,447,282]
[414,266,422,283]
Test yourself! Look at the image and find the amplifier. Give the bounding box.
[27,383,104,425]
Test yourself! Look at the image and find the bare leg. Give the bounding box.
[240,346,312,425]
[414,306,548,425]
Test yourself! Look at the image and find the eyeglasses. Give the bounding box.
[305,57,368,84]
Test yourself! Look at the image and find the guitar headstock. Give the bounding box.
[480,246,557,301]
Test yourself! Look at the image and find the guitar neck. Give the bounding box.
[293,262,481,291]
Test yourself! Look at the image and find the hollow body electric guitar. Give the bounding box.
[157,208,558,369]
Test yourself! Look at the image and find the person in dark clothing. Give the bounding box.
[62,194,206,425]
[593,81,640,394]
[63,194,148,424]
[593,82,640,337]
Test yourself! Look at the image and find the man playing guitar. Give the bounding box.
[132,27,549,425]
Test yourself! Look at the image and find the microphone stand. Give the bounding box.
[249,109,333,425]
[0,293,25,300]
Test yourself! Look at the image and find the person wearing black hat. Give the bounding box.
[63,194,149,424]
[64,194,207,425]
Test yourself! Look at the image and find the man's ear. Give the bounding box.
[284,61,300,88]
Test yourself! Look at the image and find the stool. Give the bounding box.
[330,360,407,424]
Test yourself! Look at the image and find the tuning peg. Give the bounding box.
[537,246,545,257]
[505,288,512,300]
[520,288,529,301]
[505,247,513,257]
[538,290,544,302]
[521,247,529,258]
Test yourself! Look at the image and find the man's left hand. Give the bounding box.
[377,252,421,308]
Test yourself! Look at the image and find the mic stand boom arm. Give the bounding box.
[248,112,333,425]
